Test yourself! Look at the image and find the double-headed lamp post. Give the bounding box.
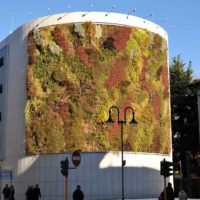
[106,106,137,200]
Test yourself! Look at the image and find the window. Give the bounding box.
[0,57,3,67]
[0,85,2,93]
[0,112,1,121]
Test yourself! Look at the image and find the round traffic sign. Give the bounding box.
[72,150,81,167]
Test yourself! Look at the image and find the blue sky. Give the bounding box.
[1,0,200,77]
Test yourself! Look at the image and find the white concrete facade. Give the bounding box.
[0,45,8,161]
[0,12,172,200]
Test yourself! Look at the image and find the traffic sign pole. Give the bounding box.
[60,151,81,200]
[164,176,167,200]
[65,177,68,200]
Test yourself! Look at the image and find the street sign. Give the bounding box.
[0,170,13,179]
[72,150,81,167]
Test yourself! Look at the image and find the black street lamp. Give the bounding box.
[106,106,137,200]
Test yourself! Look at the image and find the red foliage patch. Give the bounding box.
[104,55,128,88]
[107,123,119,139]
[146,81,154,94]
[28,31,36,65]
[53,102,68,120]
[120,99,132,119]
[25,130,32,153]
[76,46,92,67]
[152,95,161,117]
[141,80,154,97]
[53,26,71,55]
[113,26,132,50]
[140,57,156,97]
[139,56,148,81]
[150,123,161,153]
[121,99,131,110]
[139,65,147,82]
[162,66,169,87]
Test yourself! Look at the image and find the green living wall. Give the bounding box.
[26,22,170,154]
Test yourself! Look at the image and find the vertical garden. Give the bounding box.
[26,22,170,154]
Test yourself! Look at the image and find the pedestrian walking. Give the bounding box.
[73,185,84,200]
[26,185,33,200]
[166,182,174,200]
[2,184,10,200]
[158,190,164,200]
[32,184,41,200]
[10,185,15,200]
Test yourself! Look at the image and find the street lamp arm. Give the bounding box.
[106,106,120,123]
[124,107,137,125]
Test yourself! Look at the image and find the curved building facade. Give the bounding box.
[0,12,172,200]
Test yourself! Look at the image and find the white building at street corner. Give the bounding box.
[0,12,172,200]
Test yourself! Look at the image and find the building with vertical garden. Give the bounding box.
[0,12,172,200]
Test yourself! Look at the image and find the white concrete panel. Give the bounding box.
[9,153,172,199]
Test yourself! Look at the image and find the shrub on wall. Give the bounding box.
[53,25,71,55]
[113,26,132,50]
[26,22,170,154]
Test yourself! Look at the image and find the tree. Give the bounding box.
[170,55,193,97]
[170,55,199,176]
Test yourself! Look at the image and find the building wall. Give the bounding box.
[0,12,172,200]
[14,152,170,200]
[0,45,9,160]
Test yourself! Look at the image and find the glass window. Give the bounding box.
[0,85,2,93]
[0,57,3,67]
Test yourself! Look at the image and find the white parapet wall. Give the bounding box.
[0,12,172,200]
[14,152,173,200]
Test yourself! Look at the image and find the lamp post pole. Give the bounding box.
[120,121,125,200]
[106,106,137,200]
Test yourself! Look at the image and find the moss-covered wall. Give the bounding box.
[26,22,170,154]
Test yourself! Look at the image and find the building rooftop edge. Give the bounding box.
[0,11,168,45]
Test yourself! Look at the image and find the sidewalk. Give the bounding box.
[116,199,200,200]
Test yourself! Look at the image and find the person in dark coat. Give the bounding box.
[73,185,84,200]
[26,185,33,200]
[159,190,164,200]
[166,182,174,200]
[2,184,10,200]
[32,184,41,200]
[10,185,15,200]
